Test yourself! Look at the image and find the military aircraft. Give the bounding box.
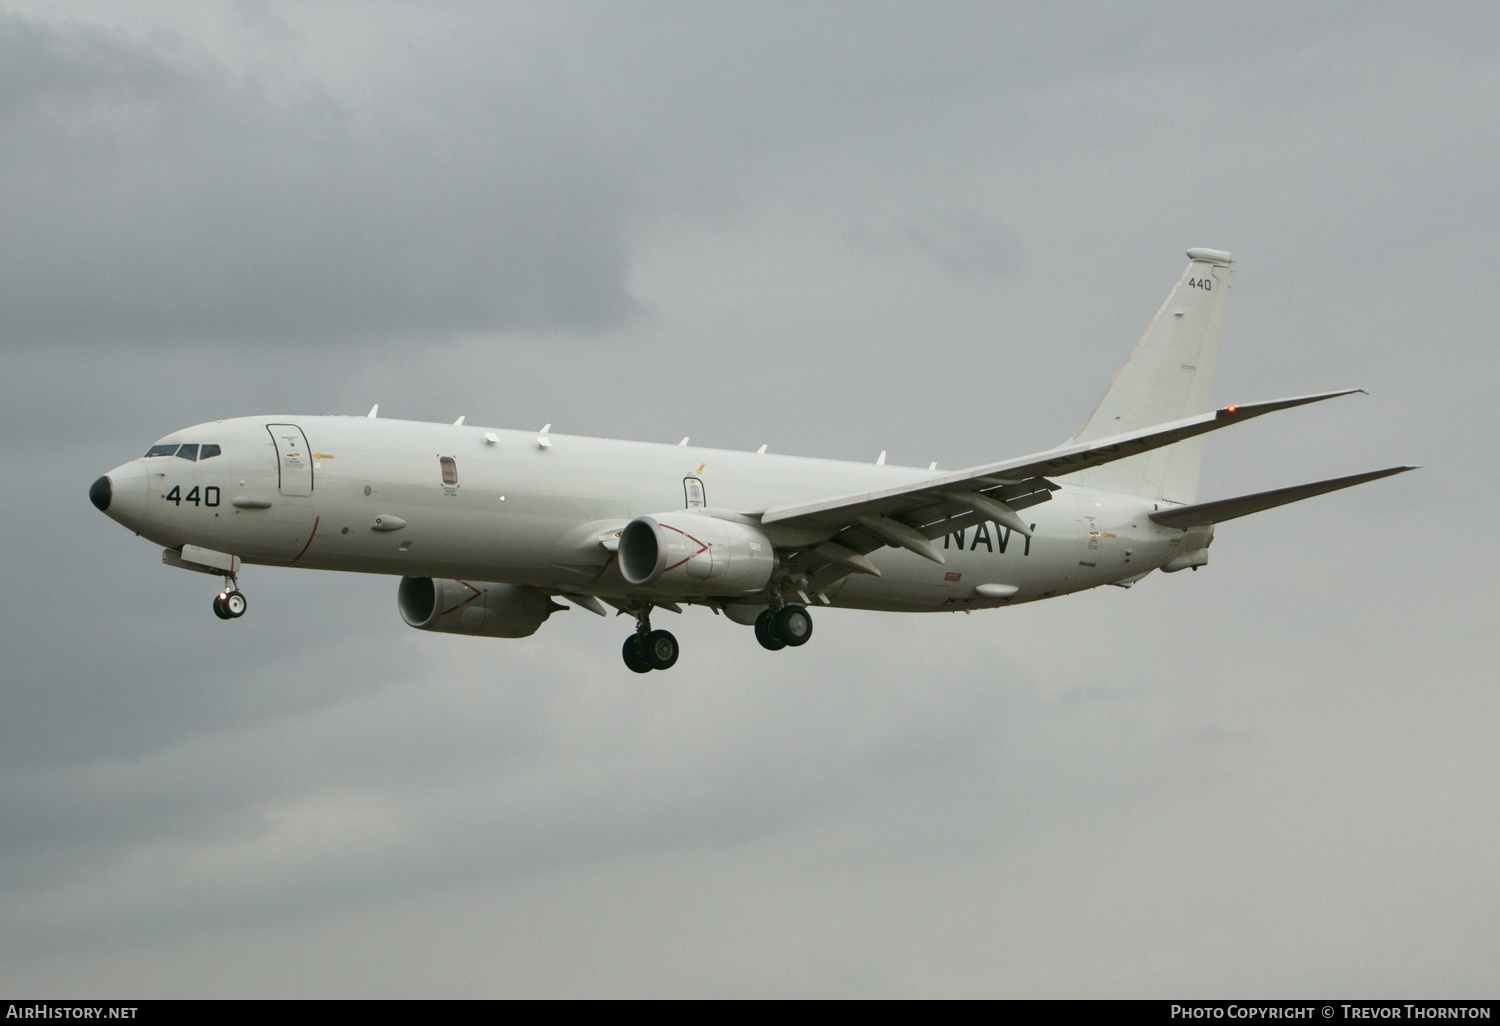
[90,248,1411,672]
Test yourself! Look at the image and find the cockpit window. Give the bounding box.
[144,442,220,459]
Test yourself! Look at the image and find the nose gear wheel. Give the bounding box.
[212,572,248,621]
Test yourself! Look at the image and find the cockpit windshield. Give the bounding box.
[143,442,222,459]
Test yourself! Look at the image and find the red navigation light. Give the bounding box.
[1226,405,1237,413]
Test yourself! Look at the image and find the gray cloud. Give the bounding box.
[0,15,634,342]
[849,210,1024,279]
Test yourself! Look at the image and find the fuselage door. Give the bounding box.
[267,424,313,497]
[684,476,706,509]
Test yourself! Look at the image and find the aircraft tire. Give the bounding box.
[622,635,652,674]
[224,591,248,618]
[645,629,679,671]
[212,594,232,620]
[754,610,787,651]
[774,605,813,647]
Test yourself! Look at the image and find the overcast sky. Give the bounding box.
[1,1,1496,997]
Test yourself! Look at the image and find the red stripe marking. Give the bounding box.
[287,516,321,564]
[589,552,619,584]
[439,580,486,618]
[660,523,711,573]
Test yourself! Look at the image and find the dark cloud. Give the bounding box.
[0,16,635,343]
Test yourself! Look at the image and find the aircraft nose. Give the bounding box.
[94,460,148,528]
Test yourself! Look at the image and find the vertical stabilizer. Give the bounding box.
[1070,247,1233,504]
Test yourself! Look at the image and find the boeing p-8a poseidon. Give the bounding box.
[91,248,1411,672]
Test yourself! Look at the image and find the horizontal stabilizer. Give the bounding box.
[1148,466,1416,528]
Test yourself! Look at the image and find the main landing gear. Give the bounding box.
[755,604,813,652]
[211,575,248,621]
[616,600,813,670]
[622,604,679,673]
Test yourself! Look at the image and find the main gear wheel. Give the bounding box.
[773,604,812,647]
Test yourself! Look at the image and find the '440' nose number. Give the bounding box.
[164,485,220,507]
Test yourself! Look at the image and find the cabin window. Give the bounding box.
[440,456,458,486]
[176,444,199,461]
[683,476,705,508]
[144,444,179,457]
[199,444,221,460]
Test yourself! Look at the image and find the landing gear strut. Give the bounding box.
[212,575,247,621]
[621,604,679,672]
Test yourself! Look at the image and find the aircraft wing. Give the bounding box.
[753,388,1366,590]
[1147,466,1416,528]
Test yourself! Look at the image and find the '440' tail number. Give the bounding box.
[1187,277,1213,290]
[164,485,220,507]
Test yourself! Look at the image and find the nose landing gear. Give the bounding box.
[211,575,248,620]
[621,604,679,672]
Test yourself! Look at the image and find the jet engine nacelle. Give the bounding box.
[398,577,558,638]
[618,512,776,595]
